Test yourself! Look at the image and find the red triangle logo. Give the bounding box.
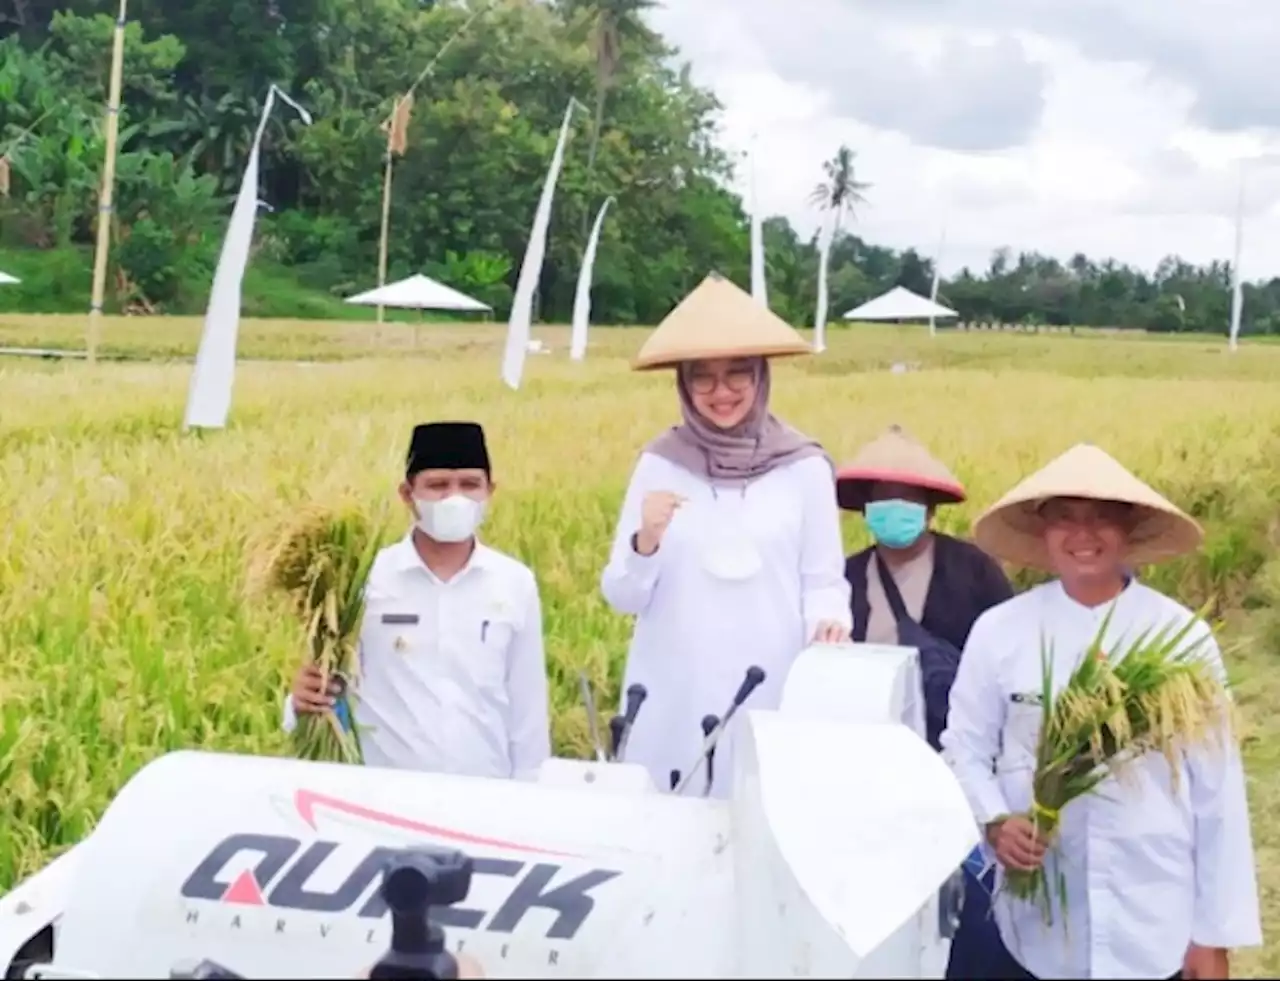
[221,870,265,906]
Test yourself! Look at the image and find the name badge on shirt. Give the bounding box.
[381,613,420,625]
[1010,691,1043,706]
[379,612,419,653]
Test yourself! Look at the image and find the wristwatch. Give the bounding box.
[630,532,657,556]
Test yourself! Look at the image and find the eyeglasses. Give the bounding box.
[1037,499,1133,528]
[688,368,756,395]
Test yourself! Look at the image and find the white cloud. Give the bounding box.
[646,0,1280,281]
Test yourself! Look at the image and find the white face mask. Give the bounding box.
[699,504,763,581]
[414,494,487,543]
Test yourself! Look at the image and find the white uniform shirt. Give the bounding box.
[601,451,851,798]
[283,534,551,780]
[941,579,1262,978]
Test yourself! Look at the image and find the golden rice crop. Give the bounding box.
[245,499,392,765]
[4,322,1280,976]
[1004,609,1237,924]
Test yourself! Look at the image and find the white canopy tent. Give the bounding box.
[842,285,957,322]
[345,273,491,314]
[0,271,20,285]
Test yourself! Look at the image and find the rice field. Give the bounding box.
[3,315,1280,974]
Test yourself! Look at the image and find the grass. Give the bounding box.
[2,312,1278,378]
[3,320,1280,973]
[0,245,484,322]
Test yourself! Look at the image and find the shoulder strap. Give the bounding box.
[873,550,916,627]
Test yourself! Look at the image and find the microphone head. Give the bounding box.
[732,665,767,707]
[621,684,648,730]
[700,714,719,736]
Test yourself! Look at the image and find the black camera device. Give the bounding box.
[368,846,475,980]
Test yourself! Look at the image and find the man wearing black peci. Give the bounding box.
[286,421,552,781]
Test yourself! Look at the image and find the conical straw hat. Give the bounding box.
[972,443,1203,571]
[631,271,811,370]
[836,424,966,512]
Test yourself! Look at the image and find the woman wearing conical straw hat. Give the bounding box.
[941,443,1261,980]
[600,272,851,799]
[836,424,1013,981]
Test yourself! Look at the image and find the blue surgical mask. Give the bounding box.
[865,499,928,549]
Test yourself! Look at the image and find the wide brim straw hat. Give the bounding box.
[631,271,812,370]
[972,442,1204,571]
[835,424,967,512]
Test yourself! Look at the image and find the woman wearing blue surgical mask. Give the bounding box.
[835,424,1013,981]
[836,425,1012,652]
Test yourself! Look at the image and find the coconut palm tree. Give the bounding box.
[809,144,871,240]
[809,146,871,337]
[561,0,659,236]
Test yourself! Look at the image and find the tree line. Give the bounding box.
[1,0,1276,335]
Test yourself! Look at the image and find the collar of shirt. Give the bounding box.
[1046,574,1138,620]
[385,532,500,585]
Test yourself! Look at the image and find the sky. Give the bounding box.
[645,0,1280,279]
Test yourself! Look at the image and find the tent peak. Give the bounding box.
[345,273,491,313]
[842,285,957,322]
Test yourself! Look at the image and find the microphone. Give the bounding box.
[608,683,648,761]
[673,666,766,796]
[608,715,625,761]
[699,714,719,797]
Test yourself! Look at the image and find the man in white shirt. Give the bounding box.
[286,421,552,781]
[942,443,1261,980]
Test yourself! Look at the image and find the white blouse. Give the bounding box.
[601,451,851,798]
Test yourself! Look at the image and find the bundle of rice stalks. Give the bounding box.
[1004,606,1235,925]
[247,500,391,765]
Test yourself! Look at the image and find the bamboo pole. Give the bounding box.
[87,0,129,365]
[376,151,394,326]
[373,3,488,323]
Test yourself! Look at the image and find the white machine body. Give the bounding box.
[0,643,978,979]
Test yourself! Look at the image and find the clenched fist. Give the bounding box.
[634,490,686,556]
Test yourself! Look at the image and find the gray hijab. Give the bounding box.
[644,358,831,482]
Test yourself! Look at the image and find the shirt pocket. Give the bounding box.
[997,698,1044,776]
[472,614,516,690]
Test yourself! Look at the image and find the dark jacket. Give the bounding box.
[845,532,1014,652]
